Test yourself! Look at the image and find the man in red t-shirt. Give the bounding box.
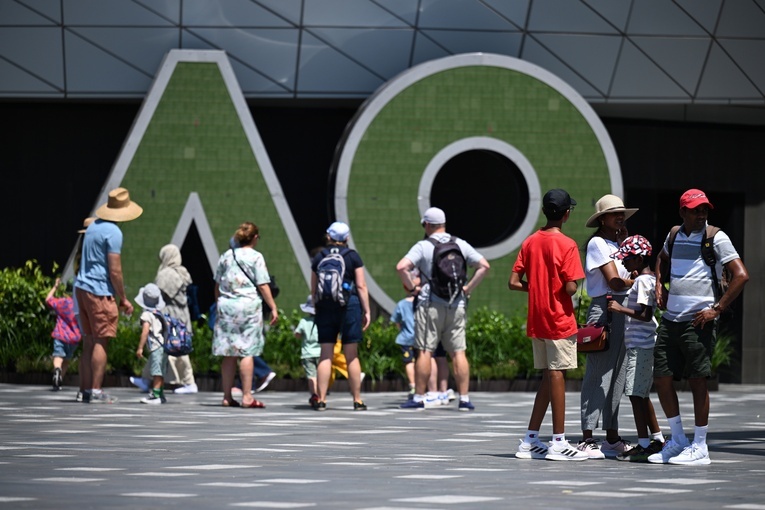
[508,188,588,461]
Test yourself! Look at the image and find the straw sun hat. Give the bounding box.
[585,194,638,228]
[77,217,97,234]
[95,187,143,222]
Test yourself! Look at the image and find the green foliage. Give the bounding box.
[0,260,58,371]
[0,259,647,383]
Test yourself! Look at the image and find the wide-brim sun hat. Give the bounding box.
[95,187,143,222]
[585,194,638,228]
[77,216,97,234]
[299,295,315,315]
[135,283,165,310]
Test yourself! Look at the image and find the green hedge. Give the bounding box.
[1,260,593,382]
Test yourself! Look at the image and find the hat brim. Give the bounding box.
[585,208,638,228]
[300,304,315,314]
[134,290,165,311]
[95,201,143,222]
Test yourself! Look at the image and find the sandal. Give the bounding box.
[222,399,241,407]
[242,399,266,408]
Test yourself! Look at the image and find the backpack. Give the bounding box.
[153,311,193,356]
[314,247,352,306]
[427,236,467,304]
[665,225,730,301]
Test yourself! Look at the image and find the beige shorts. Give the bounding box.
[76,288,118,339]
[531,336,578,370]
[414,301,466,353]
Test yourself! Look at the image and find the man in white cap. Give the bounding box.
[396,207,490,411]
[75,187,143,403]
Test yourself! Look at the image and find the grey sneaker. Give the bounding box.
[52,368,62,390]
[576,438,606,459]
[89,391,118,404]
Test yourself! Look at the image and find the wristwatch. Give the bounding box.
[712,302,723,313]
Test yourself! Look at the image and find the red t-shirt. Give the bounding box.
[512,229,584,340]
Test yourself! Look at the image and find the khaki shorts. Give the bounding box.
[76,288,118,339]
[414,301,466,353]
[531,336,577,370]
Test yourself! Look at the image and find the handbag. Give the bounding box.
[576,291,611,353]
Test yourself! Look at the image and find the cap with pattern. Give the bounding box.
[611,235,652,260]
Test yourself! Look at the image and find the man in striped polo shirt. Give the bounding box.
[650,189,749,465]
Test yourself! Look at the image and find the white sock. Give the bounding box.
[552,433,565,444]
[667,415,688,443]
[91,389,102,396]
[694,425,708,446]
[638,438,651,448]
[460,395,470,403]
[651,432,665,443]
[524,430,540,444]
[413,394,424,403]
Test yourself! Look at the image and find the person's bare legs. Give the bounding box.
[427,357,438,393]
[414,350,433,395]
[654,375,680,420]
[688,377,710,427]
[436,356,449,393]
[240,356,256,406]
[344,343,362,402]
[527,369,551,432]
[630,395,649,439]
[221,357,237,404]
[450,350,470,396]
[90,337,110,391]
[317,343,335,402]
[646,398,662,435]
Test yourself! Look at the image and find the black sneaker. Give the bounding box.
[52,368,62,391]
[315,401,326,411]
[309,394,319,409]
[616,444,645,462]
[353,401,367,411]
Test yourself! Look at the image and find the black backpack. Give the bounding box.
[427,236,467,304]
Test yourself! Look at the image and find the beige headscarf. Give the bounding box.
[155,244,193,324]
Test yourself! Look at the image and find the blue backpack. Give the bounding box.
[153,311,193,356]
[314,247,352,306]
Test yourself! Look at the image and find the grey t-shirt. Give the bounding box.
[403,232,484,306]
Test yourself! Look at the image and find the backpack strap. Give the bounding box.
[662,225,682,285]
[703,225,722,301]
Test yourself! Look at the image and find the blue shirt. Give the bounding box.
[391,298,415,346]
[75,219,122,296]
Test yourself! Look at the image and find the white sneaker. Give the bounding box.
[600,437,631,458]
[446,389,456,402]
[668,442,711,465]
[140,393,166,405]
[438,392,450,405]
[576,438,606,459]
[255,372,276,392]
[129,376,150,393]
[648,437,690,464]
[174,383,198,394]
[546,440,588,461]
[423,393,441,409]
[516,439,548,460]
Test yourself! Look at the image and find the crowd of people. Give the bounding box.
[45,185,747,467]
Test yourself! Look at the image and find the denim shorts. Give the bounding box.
[52,339,78,359]
[315,295,363,344]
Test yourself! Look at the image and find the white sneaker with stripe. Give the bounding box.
[516,439,548,459]
[546,440,589,461]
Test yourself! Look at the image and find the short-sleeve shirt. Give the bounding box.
[623,273,658,349]
[513,229,584,340]
[139,310,165,352]
[662,225,740,322]
[403,233,484,306]
[295,316,320,359]
[215,248,271,299]
[585,236,629,298]
[46,296,81,344]
[391,298,415,346]
[76,219,123,296]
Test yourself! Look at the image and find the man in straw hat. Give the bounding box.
[75,187,143,404]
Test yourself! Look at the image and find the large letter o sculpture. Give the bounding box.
[333,53,621,314]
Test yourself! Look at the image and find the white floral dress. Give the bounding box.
[212,247,271,357]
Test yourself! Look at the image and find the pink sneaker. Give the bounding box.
[600,437,631,458]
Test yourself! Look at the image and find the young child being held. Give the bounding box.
[135,283,169,405]
[607,235,666,461]
[45,277,81,391]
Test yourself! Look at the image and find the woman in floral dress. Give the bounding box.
[213,222,278,408]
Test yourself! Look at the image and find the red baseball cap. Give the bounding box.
[680,189,714,209]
